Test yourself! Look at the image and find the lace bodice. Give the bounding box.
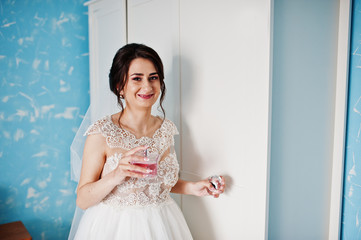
[85,116,179,208]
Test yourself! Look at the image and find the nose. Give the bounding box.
[142,79,152,91]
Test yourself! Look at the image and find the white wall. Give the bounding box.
[268,0,340,239]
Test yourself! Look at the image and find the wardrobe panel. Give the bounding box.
[127,0,181,204]
[179,0,272,238]
[87,0,127,121]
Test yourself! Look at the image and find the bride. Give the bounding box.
[72,43,225,239]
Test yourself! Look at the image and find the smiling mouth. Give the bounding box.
[138,94,154,99]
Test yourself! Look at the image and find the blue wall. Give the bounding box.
[0,0,89,239]
[341,0,361,239]
[269,0,339,239]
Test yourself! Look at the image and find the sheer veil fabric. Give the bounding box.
[68,106,92,240]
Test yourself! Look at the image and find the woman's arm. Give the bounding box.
[76,134,117,209]
[76,134,150,209]
[171,177,225,198]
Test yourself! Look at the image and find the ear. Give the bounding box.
[119,89,125,99]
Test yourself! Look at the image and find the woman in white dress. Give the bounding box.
[73,43,225,239]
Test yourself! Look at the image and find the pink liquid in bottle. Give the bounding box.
[132,162,157,177]
[131,151,158,178]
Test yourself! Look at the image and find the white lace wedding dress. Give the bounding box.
[74,116,193,240]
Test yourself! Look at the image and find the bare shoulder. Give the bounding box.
[86,132,106,145]
[83,133,107,160]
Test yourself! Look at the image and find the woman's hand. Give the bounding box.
[111,145,152,185]
[190,176,226,198]
[77,136,153,210]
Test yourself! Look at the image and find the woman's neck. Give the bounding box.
[120,107,156,136]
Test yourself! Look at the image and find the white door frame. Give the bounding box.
[328,0,352,239]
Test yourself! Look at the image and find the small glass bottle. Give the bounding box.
[208,175,222,191]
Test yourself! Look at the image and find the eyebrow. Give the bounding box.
[130,72,158,76]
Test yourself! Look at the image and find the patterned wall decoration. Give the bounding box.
[0,0,89,239]
[342,0,361,239]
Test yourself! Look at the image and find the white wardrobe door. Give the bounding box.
[127,1,181,207]
[87,0,127,122]
[127,0,181,128]
[179,1,272,239]
[127,0,272,238]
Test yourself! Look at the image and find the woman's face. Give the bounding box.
[121,58,161,110]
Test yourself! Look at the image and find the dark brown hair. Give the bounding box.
[109,43,166,124]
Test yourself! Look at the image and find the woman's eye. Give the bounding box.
[132,77,142,81]
[149,76,159,81]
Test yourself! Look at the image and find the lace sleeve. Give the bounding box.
[83,116,108,136]
[171,121,179,136]
[164,119,179,136]
[84,123,100,136]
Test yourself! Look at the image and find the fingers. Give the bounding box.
[120,154,147,164]
[120,145,149,164]
[220,176,226,189]
[207,183,217,196]
[207,176,226,198]
[126,164,152,174]
[209,184,222,198]
[125,170,146,179]
[207,181,216,193]
[203,181,219,198]
[114,146,152,181]
[123,145,148,157]
[115,163,151,179]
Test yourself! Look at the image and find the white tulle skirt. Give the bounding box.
[74,198,193,240]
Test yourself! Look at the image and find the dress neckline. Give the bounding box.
[106,115,165,141]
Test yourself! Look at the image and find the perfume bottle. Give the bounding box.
[208,175,222,191]
[131,149,158,177]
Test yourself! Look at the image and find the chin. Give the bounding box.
[136,101,157,109]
